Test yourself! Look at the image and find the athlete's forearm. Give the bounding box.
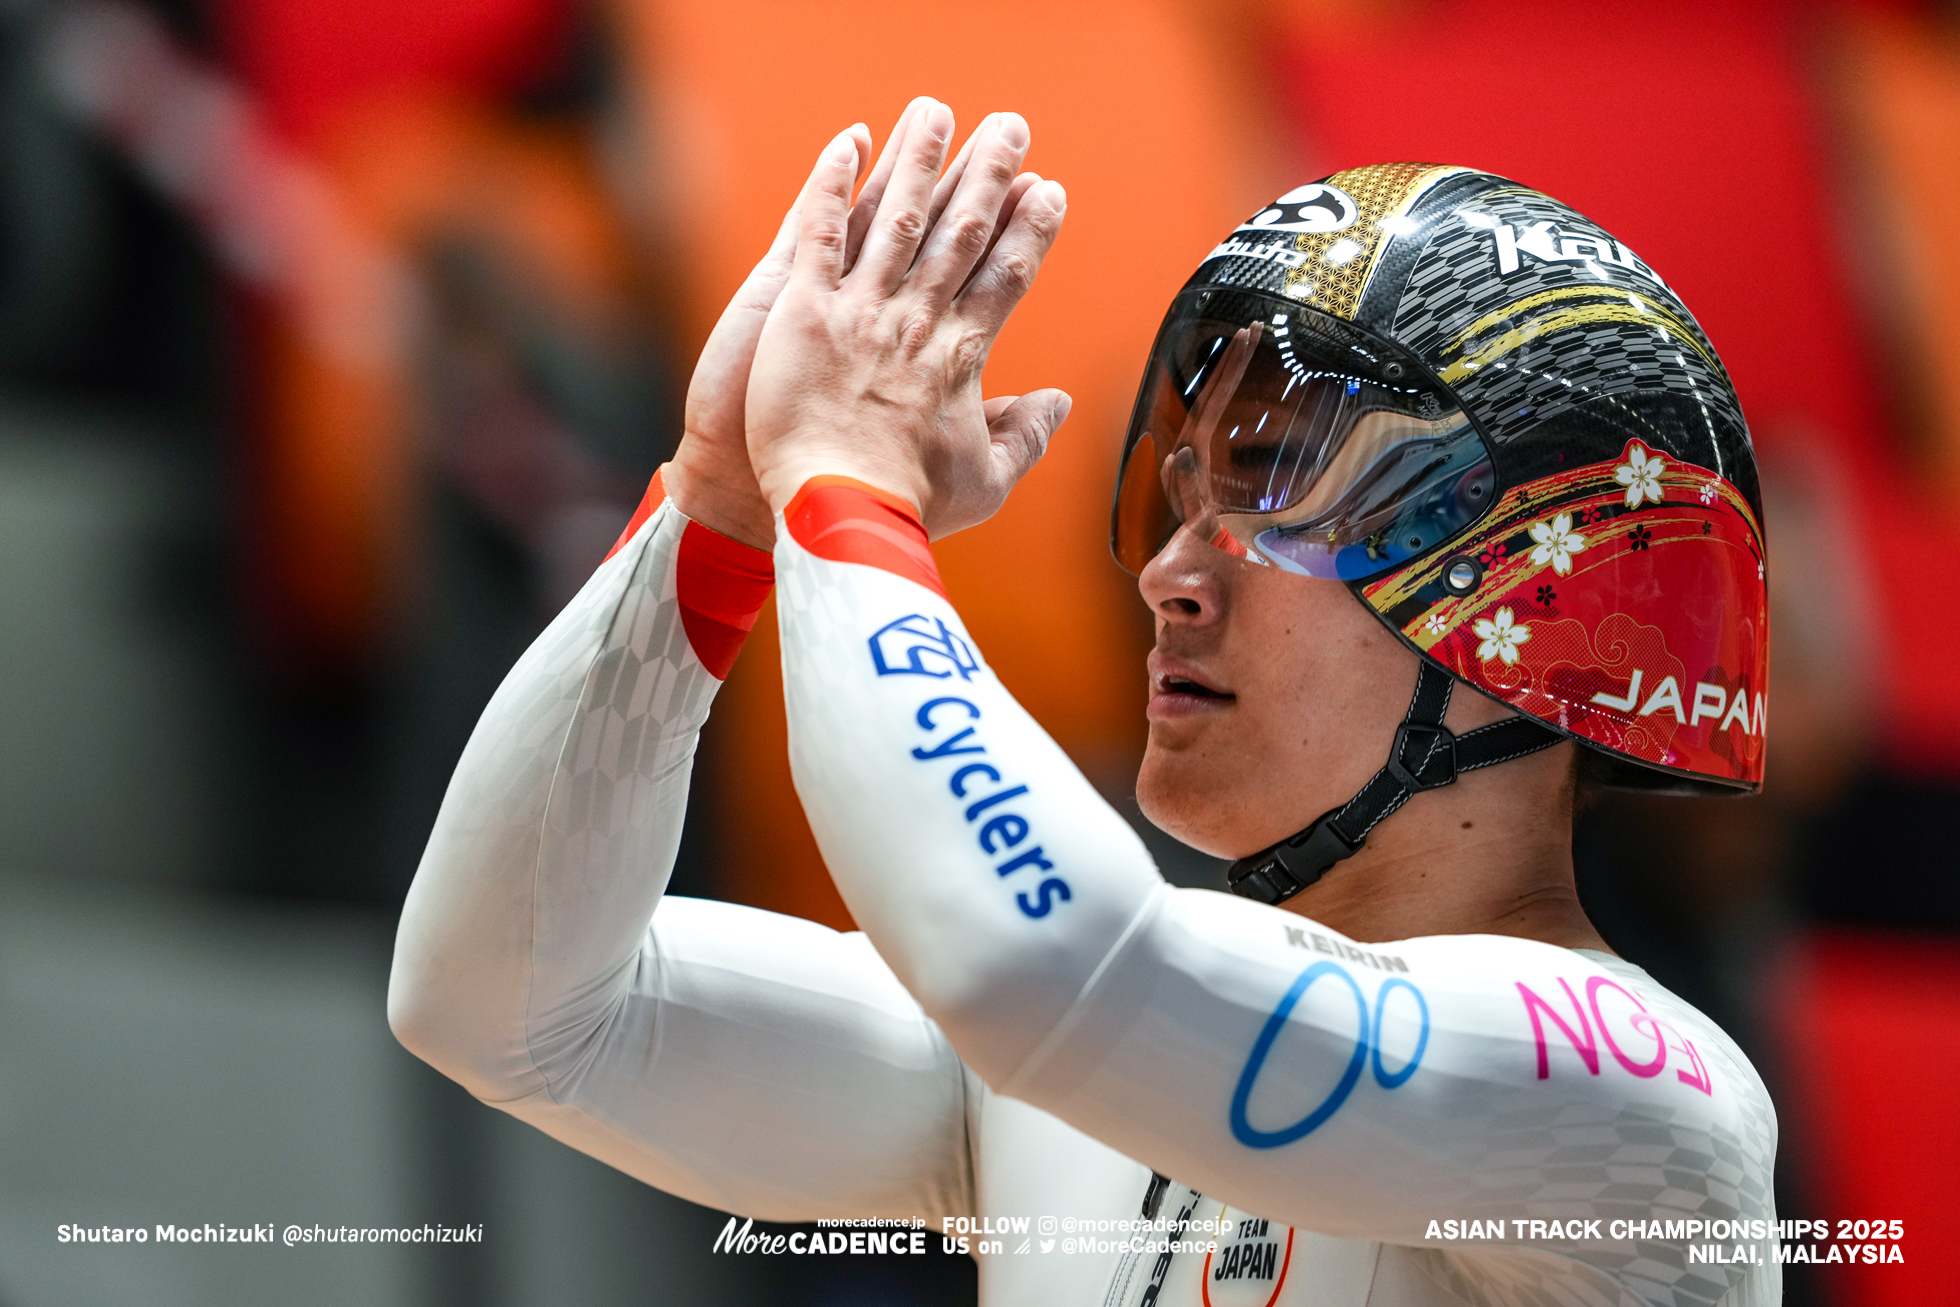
[388,471,770,1101]
[775,478,1166,1085]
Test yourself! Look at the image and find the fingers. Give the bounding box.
[1177,325,1259,455]
[965,171,1041,295]
[915,114,990,255]
[851,99,955,290]
[790,126,871,290]
[851,108,1006,283]
[729,192,809,315]
[956,178,1067,337]
[844,99,928,271]
[982,394,1019,424]
[912,113,1031,302]
[745,121,864,305]
[846,122,874,185]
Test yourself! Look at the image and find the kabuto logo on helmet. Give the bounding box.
[1484,218,1667,287]
[1238,183,1358,234]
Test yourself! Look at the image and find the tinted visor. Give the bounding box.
[1112,288,1496,581]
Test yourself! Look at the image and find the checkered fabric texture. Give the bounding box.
[773,533,1778,1307]
[1422,954,1779,1307]
[418,500,721,1092]
[454,498,715,873]
[539,509,719,872]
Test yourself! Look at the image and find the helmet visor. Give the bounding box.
[1112,288,1496,581]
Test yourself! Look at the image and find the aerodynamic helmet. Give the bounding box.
[1111,165,1768,902]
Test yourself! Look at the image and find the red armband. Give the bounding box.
[783,475,945,600]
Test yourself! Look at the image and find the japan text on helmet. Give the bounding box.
[1113,164,1767,797]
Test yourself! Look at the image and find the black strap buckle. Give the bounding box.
[1225,817,1359,905]
[1141,1171,1170,1219]
[1387,720,1457,792]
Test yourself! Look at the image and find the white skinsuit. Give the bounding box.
[389,477,1780,1306]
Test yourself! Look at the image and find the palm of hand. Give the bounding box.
[663,164,843,552]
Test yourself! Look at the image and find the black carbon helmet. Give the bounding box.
[1112,166,1768,901]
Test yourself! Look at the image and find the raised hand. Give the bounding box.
[745,101,1071,539]
[661,122,879,548]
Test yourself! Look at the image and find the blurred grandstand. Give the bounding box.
[0,1,1953,1303]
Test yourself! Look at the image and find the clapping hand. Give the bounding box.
[745,99,1071,539]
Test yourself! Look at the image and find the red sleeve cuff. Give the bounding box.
[784,475,946,600]
[606,466,776,682]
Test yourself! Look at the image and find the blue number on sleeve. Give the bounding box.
[1231,962,1369,1149]
[1370,977,1430,1089]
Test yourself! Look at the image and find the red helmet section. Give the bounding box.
[1361,438,1768,790]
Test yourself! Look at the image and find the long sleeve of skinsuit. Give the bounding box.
[774,477,1782,1306]
[387,470,974,1221]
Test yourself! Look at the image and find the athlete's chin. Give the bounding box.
[1140,730,1351,859]
[1137,744,1260,859]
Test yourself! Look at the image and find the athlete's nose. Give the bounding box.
[1138,522,1229,624]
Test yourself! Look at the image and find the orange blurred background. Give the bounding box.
[4,1,1958,1303]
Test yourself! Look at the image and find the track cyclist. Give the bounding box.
[392,98,1778,1307]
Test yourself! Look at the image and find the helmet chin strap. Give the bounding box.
[1225,662,1563,906]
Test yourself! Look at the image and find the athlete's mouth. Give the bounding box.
[1148,655,1235,718]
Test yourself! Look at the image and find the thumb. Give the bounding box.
[985,388,1073,484]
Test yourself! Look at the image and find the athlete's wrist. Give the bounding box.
[664,443,777,551]
[757,444,927,528]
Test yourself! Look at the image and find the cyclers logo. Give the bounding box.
[869,614,979,680]
[1485,219,1667,286]
[902,695,1073,920]
[1238,183,1359,234]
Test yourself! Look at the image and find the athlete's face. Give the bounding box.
[1134,525,1422,859]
